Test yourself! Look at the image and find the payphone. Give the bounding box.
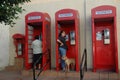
[25,12,51,70]
[70,31,75,45]
[55,9,80,71]
[103,29,110,44]
[12,33,25,58]
[18,43,22,56]
[91,5,118,72]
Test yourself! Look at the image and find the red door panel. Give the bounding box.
[95,21,115,70]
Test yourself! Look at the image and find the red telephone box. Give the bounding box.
[91,5,118,72]
[25,12,51,70]
[55,9,80,71]
[12,33,25,58]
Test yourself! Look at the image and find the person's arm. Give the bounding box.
[57,39,63,46]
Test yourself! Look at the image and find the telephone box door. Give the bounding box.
[42,22,51,70]
[95,22,115,70]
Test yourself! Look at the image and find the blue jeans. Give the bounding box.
[59,47,66,70]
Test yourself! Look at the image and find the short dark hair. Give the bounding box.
[35,35,39,39]
[59,30,65,37]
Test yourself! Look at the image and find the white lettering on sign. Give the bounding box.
[28,16,41,20]
[58,13,73,18]
[96,10,112,15]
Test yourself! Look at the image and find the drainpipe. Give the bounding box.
[84,0,87,50]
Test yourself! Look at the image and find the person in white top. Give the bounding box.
[31,35,42,69]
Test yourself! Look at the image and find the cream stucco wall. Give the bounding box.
[9,0,120,71]
[0,24,9,70]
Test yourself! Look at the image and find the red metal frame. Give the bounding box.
[12,33,25,58]
[25,12,51,70]
[55,9,80,72]
[91,5,118,73]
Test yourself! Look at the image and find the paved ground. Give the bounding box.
[0,70,119,80]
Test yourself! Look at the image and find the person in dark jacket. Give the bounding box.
[57,30,67,71]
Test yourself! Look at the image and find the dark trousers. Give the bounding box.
[33,53,42,67]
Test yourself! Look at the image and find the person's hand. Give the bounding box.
[60,43,63,46]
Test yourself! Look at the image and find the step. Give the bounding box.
[5,66,16,71]
[21,69,120,80]
[21,69,80,77]
[83,71,120,80]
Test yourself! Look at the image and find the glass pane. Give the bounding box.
[28,26,33,30]
[28,39,32,44]
[28,49,32,53]
[28,35,33,39]
[28,54,33,58]
[28,59,32,63]
[28,31,33,35]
